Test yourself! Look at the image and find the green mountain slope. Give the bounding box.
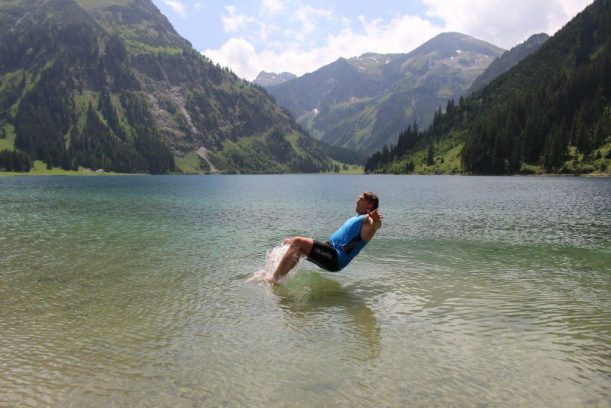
[468,33,549,93]
[365,0,611,175]
[0,0,337,173]
[266,33,504,154]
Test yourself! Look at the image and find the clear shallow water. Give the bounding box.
[0,175,609,407]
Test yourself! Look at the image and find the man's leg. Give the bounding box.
[267,237,313,283]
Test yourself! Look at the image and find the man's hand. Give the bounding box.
[361,209,383,241]
[367,209,383,228]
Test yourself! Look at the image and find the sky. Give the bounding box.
[150,0,594,81]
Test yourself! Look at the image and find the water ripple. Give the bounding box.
[1,175,609,407]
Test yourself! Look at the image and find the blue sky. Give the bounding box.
[150,0,593,80]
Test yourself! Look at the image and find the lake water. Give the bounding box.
[0,175,609,407]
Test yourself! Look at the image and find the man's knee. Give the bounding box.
[287,236,313,255]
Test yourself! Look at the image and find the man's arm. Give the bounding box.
[361,209,383,241]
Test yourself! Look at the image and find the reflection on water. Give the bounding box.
[0,175,609,407]
[274,272,381,362]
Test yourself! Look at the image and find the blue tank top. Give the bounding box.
[329,214,368,270]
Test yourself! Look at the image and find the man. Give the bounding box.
[266,192,383,284]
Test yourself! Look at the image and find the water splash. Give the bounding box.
[247,243,291,283]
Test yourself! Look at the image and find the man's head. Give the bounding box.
[356,192,379,214]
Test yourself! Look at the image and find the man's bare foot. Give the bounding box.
[264,275,278,285]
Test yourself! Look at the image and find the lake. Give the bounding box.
[0,175,609,407]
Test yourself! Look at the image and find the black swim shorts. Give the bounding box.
[306,240,340,272]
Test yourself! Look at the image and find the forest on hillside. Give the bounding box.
[365,0,611,175]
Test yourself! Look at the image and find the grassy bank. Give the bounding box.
[375,132,610,176]
[0,161,134,176]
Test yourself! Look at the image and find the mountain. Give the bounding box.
[253,71,297,87]
[468,33,549,93]
[265,33,504,154]
[365,0,611,175]
[0,0,337,174]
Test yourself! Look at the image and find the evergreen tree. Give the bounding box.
[0,149,32,172]
[98,90,127,141]
[543,125,567,171]
[426,144,434,166]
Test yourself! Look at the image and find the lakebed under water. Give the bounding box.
[0,175,609,406]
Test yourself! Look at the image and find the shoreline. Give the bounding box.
[0,170,143,177]
[2,171,609,177]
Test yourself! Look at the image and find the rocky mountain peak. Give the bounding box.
[252,71,296,87]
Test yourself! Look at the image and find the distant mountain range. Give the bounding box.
[253,71,297,87]
[263,33,505,154]
[365,0,610,176]
[0,0,581,175]
[0,0,339,173]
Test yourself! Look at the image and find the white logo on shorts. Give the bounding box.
[314,247,332,259]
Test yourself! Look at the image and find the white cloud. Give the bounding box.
[222,5,258,33]
[294,6,333,33]
[203,0,594,81]
[345,14,441,54]
[194,2,203,11]
[257,22,279,42]
[260,0,285,15]
[162,0,186,16]
[423,0,594,48]
[204,38,262,80]
[205,14,442,80]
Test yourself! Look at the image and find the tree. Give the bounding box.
[543,125,567,171]
[426,144,434,166]
[404,160,415,173]
[0,149,32,172]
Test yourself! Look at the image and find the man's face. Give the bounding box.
[355,194,372,214]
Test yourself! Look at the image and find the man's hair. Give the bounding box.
[363,192,379,210]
